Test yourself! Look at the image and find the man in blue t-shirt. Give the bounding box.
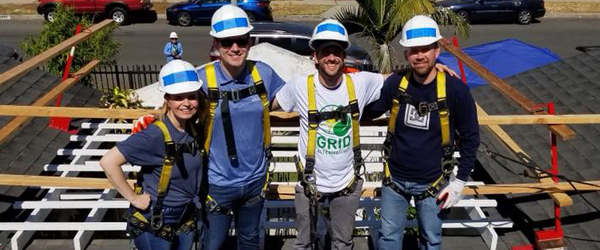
[364,16,480,250]
[196,5,284,250]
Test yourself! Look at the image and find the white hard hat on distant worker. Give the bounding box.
[399,15,442,47]
[209,5,254,38]
[159,60,203,95]
[309,19,351,51]
[169,32,178,39]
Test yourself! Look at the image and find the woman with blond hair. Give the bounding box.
[101,60,204,250]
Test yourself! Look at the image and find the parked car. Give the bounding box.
[436,0,546,24]
[209,22,375,72]
[37,0,154,25]
[167,0,273,26]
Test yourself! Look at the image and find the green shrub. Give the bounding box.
[21,4,120,85]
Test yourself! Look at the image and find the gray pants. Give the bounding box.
[294,179,363,250]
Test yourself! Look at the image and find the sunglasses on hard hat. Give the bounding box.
[217,37,250,48]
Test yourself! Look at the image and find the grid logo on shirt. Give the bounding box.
[316,104,352,155]
[404,104,430,130]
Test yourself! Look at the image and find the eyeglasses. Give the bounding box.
[218,37,250,48]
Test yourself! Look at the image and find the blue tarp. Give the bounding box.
[437,39,560,87]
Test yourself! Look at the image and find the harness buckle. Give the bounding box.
[248,85,257,95]
[230,90,241,102]
[428,102,439,112]
[418,102,429,116]
[150,207,164,231]
[382,133,393,160]
[441,157,459,174]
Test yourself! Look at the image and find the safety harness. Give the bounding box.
[381,71,458,201]
[125,120,199,241]
[294,74,364,249]
[202,61,274,215]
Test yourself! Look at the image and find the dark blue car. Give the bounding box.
[167,0,273,26]
[436,0,546,24]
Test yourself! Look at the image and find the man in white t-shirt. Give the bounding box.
[273,19,384,250]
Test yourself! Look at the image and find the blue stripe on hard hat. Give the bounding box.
[406,28,437,39]
[212,18,249,33]
[316,23,346,35]
[162,70,199,86]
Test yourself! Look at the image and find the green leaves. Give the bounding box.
[21,4,120,85]
[99,86,143,110]
[335,0,470,73]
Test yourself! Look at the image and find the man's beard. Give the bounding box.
[412,63,435,78]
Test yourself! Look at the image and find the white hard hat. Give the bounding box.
[169,32,178,39]
[159,60,203,95]
[309,19,350,51]
[399,15,442,47]
[209,5,253,38]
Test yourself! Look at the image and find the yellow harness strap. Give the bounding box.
[202,62,271,157]
[383,71,450,182]
[130,120,176,227]
[203,61,272,211]
[303,74,362,190]
[203,63,218,155]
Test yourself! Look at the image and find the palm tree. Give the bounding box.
[335,0,470,73]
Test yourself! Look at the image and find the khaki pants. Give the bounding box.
[293,179,363,250]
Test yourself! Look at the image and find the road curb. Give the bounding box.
[2,12,600,21]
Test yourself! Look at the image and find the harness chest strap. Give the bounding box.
[300,74,363,194]
[203,62,273,213]
[382,71,453,196]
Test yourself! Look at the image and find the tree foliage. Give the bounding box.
[334,0,470,73]
[21,4,120,84]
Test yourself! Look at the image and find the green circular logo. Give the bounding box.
[318,105,351,137]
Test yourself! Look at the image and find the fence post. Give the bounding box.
[114,65,120,89]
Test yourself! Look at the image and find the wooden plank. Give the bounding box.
[2,107,600,126]
[1,174,598,199]
[477,104,573,207]
[0,106,161,120]
[439,38,575,141]
[0,174,135,189]
[478,114,600,125]
[0,20,113,88]
[0,60,100,146]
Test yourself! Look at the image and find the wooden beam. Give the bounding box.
[0,174,597,200]
[478,114,600,125]
[0,106,161,120]
[0,60,100,146]
[439,38,575,141]
[2,108,600,126]
[0,20,113,88]
[477,104,573,207]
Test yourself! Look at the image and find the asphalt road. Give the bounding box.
[1,18,599,67]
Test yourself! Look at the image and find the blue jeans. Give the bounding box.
[133,204,197,250]
[203,178,265,250]
[378,180,444,250]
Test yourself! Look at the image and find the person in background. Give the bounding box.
[164,32,183,62]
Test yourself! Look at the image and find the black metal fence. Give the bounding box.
[90,64,161,91]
